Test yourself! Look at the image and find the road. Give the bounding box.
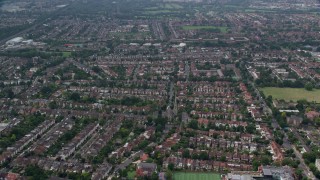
[132,65,140,81]
[250,80,316,179]
[185,61,190,82]
[291,130,311,152]
[169,21,179,39]
[272,119,316,179]
[113,150,143,172]
[250,81,272,115]
[167,82,174,109]
[292,146,317,180]
[156,22,166,41]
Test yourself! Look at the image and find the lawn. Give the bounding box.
[145,3,183,10]
[260,87,320,102]
[173,172,221,180]
[62,51,71,57]
[127,171,136,179]
[244,8,276,13]
[109,31,151,40]
[144,10,177,15]
[164,3,183,9]
[181,26,228,33]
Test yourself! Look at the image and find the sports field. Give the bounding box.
[260,87,320,102]
[181,26,228,33]
[163,3,183,9]
[173,172,221,180]
[62,51,71,57]
[145,3,183,10]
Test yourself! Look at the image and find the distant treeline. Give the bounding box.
[0,24,30,41]
[0,49,62,58]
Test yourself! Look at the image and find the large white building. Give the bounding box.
[5,37,24,45]
[316,159,320,171]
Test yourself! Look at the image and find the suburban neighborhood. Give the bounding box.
[0,0,320,179]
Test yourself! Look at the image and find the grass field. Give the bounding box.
[62,51,71,57]
[127,171,136,179]
[144,10,177,15]
[260,87,320,102]
[244,9,276,13]
[181,26,228,33]
[173,172,221,180]
[145,3,183,10]
[163,3,183,9]
[110,31,151,40]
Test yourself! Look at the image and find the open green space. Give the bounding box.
[173,172,221,180]
[163,3,183,9]
[62,51,72,57]
[109,31,151,40]
[181,26,228,33]
[144,7,159,10]
[145,3,183,10]
[260,87,320,102]
[224,5,239,8]
[127,171,136,179]
[144,10,177,15]
[244,8,277,13]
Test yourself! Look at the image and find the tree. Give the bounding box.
[165,170,173,180]
[182,149,190,158]
[5,89,14,99]
[261,155,271,165]
[305,82,313,91]
[151,172,158,180]
[295,168,303,179]
[315,117,320,126]
[69,92,81,101]
[252,159,260,171]
[309,163,317,172]
[188,120,198,129]
[10,134,16,141]
[246,124,255,134]
[119,169,128,177]
[49,101,58,109]
[168,163,174,171]
[303,151,317,164]
[145,146,153,154]
[137,140,148,150]
[199,151,209,160]
[25,165,48,180]
[282,158,298,168]
[119,128,130,138]
[219,155,226,162]
[92,66,102,73]
[81,172,91,180]
[192,153,198,159]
